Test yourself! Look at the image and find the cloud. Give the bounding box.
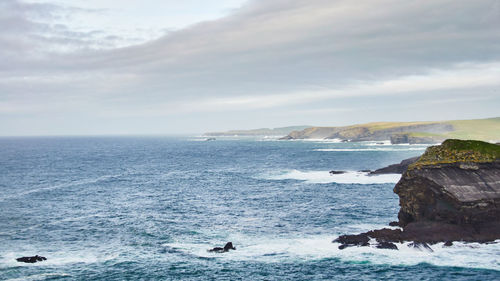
[1,0,499,135]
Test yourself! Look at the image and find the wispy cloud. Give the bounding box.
[1,0,499,135]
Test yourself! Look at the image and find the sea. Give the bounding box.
[0,136,498,280]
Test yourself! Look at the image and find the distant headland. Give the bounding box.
[204,117,500,144]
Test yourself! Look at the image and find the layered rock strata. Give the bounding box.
[334,140,500,249]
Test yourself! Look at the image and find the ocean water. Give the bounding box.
[0,136,498,280]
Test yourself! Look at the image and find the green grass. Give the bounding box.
[411,139,500,168]
[406,132,444,137]
[353,117,500,141]
[347,121,437,132]
[444,117,500,141]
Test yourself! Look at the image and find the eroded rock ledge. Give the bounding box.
[335,140,500,249]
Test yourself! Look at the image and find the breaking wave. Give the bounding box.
[262,170,401,184]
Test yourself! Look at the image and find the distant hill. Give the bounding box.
[280,117,500,144]
[204,126,312,136]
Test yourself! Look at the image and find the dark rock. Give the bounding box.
[334,140,500,246]
[394,161,500,229]
[376,242,398,250]
[329,170,346,175]
[443,241,453,247]
[333,234,370,249]
[338,244,349,250]
[16,255,47,263]
[208,242,236,253]
[407,242,433,252]
[389,221,400,227]
[366,228,403,242]
[205,138,216,141]
[359,170,372,173]
[394,140,500,242]
[369,156,420,175]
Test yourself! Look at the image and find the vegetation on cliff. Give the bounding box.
[279,117,500,143]
[411,139,500,168]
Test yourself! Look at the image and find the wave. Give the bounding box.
[0,174,124,202]
[163,234,500,271]
[314,147,427,152]
[4,273,71,281]
[263,170,401,184]
[0,250,118,269]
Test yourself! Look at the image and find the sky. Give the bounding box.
[1,0,499,136]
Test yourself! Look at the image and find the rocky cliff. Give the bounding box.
[281,117,500,143]
[281,122,453,142]
[394,140,500,228]
[334,139,500,249]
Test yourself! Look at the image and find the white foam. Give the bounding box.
[314,147,427,152]
[163,234,500,270]
[0,250,118,268]
[263,170,401,184]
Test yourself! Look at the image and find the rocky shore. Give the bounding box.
[334,139,500,249]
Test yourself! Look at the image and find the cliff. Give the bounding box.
[395,139,500,228]
[282,117,500,144]
[334,140,500,249]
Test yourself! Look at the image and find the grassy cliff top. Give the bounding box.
[411,139,500,168]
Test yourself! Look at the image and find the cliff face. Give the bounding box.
[392,140,500,241]
[281,117,500,143]
[282,122,454,143]
[394,161,500,227]
[328,123,453,142]
[334,140,500,248]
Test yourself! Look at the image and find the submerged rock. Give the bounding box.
[443,241,453,247]
[376,242,398,250]
[16,255,47,263]
[329,170,346,175]
[208,242,236,253]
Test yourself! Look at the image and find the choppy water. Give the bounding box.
[0,136,498,280]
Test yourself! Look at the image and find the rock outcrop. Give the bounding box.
[16,255,47,263]
[369,156,420,175]
[334,139,500,249]
[208,242,236,253]
[395,140,500,229]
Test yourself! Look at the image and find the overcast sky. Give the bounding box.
[1,0,499,136]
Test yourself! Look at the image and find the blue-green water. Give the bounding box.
[0,137,498,280]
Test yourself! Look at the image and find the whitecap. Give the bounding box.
[262,170,401,184]
[0,250,118,268]
[314,147,427,152]
[163,234,500,271]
